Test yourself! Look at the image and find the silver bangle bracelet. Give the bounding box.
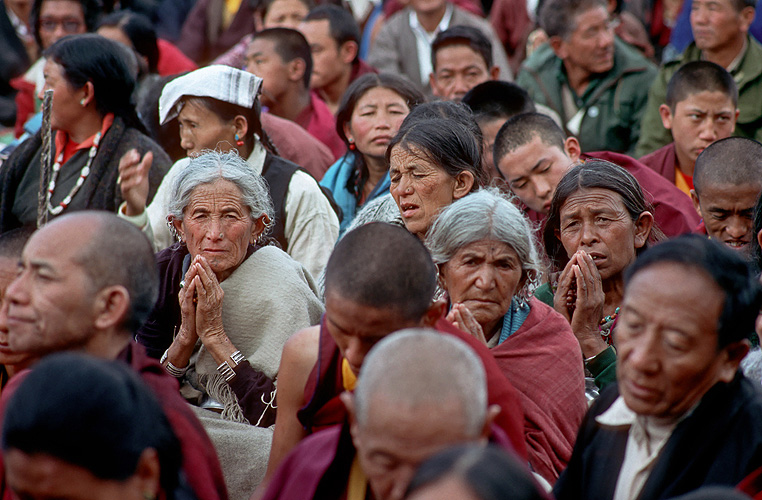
[217,350,244,382]
[160,348,188,378]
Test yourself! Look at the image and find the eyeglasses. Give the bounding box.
[39,17,84,33]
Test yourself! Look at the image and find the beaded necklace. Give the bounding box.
[599,306,620,345]
[46,131,101,216]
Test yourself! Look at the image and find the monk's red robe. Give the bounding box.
[0,342,228,500]
[491,298,587,484]
[296,315,528,459]
[262,420,531,500]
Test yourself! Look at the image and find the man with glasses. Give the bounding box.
[516,0,656,155]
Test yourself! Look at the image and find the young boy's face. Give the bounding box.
[659,90,737,174]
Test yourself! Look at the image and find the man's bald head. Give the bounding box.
[67,212,158,334]
[347,329,490,500]
[353,329,487,435]
[694,137,762,194]
[324,223,437,321]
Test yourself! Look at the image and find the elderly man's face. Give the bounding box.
[616,262,744,419]
[351,395,478,500]
[552,5,615,78]
[5,219,99,357]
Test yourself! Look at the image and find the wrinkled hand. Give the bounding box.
[177,260,200,347]
[447,302,488,346]
[554,251,607,357]
[118,149,152,216]
[190,255,226,343]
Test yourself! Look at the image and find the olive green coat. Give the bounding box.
[635,36,762,158]
[517,38,657,155]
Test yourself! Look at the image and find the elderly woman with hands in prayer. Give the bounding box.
[425,188,586,484]
[537,160,661,391]
[136,150,323,427]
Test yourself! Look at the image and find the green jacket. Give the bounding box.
[635,36,762,158]
[517,38,657,155]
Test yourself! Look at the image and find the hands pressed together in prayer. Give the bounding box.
[164,255,239,370]
[553,250,609,359]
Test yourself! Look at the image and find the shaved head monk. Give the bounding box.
[256,222,526,494]
[691,137,762,255]
[262,329,525,500]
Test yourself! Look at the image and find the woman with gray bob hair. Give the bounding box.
[425,188,587,485]
[167,149,274,235]
[136,150,323,429]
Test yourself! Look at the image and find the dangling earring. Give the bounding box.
[348,140,356,151]
[235,133,244,147]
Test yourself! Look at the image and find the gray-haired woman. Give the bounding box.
[425,189,586,485]
[136,150,323,428]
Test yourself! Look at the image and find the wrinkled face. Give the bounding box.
[6,450,145,500]
[344,87,410,161]
[353,396,475,500]
[39,60,82,134]
[246,37,291,107]
[389,146,461,238]
[665,91,736,170]
[478,117,506,179]
[174,180,260,282]
[38,0,86,49]
[440,239,524,336]
[431,45,492,102]
[406,477,481,500]
[177,100,236,157]
[324,291,423,375]
[5,221,98,358]
[691,0,750,54]
[556,6,615,77]
[496,135,571,214]
[301,19,346,90]
[557,188,646,281]
[263,0,309,29]
[616,263,735,419]
[695,182,759,253]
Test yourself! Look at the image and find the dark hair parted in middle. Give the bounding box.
[387,102,489,189]
[335,73,426,201]
[543,159,664,270]
[44,34,145,133]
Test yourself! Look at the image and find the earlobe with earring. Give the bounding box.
[80,98,86,106]
[235,133,244,147]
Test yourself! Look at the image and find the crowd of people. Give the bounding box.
[2,0,762,498]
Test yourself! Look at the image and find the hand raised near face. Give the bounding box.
[554,251,608,357]
[118,149,152,217]
[190,255,226,343]
[447,302,488,346]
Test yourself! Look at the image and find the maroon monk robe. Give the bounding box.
[297,315,528,459]
[491,298,587,484]
[525,151,700,238]
[262,417,530,500]
[0,342,229,500]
